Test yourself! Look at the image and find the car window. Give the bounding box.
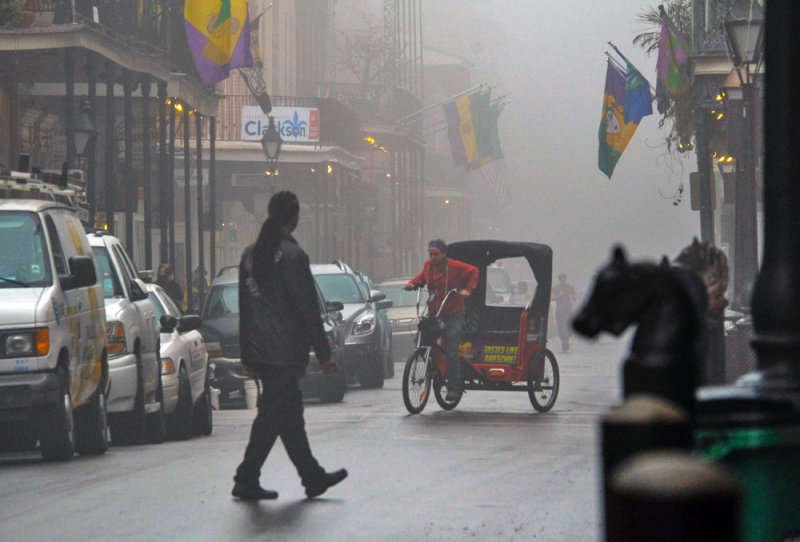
[314,274,365,304]
[147,291,167,322]
[159,290,183,316]
[203,283,239,319]
[379,284,420,307]
[0,211,51,287]
[92,246,124,298]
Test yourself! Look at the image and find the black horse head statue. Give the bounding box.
[573,246,708,416]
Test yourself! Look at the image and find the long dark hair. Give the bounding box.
[252,191,300,288]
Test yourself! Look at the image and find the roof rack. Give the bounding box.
[0,166,90,225]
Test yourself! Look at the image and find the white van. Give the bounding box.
[0,199,109,461]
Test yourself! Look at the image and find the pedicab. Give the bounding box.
[401,240,560,414]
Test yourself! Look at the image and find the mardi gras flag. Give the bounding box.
[656,5,692,96]
[185,0,253,86]
[609,44,653,124]
[598,60,643,179]
[443,90,503,169]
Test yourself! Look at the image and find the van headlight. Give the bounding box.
[4,328,49,357]
[107,321,127,357]
[352,313,375,336]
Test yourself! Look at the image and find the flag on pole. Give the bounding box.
[443,90,503,169]
[609,43,653,124]
[598,60,643,179]
[185,0,253,86]
[656,4,692,96]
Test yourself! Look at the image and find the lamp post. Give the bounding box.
[723,6,764,311]
[260,116,283,195]
[73,99,96,224]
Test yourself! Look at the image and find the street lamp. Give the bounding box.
[260,115,283,176]
[73,100,95,158]
[723,6,764,310]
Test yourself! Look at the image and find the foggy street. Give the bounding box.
[0,336,628,542]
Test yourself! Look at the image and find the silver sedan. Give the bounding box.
[145,284,213,440]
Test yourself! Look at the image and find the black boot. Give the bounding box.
[304,468,348,499]
[232,482,279,500]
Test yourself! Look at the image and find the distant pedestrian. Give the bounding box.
[183,265,208,314]
[156,263,183,308]
[552,273,576,352]
[232,190,347,501]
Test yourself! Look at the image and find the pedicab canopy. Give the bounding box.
[447,240,553,320]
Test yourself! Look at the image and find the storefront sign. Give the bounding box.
[241,106,320,143]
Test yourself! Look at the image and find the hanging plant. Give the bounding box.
[0,0,26,27]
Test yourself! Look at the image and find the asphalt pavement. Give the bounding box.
[0,334,630,541]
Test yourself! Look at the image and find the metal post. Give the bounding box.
[141,76,152,270]
[196,112,204,299]
[168,101,176,276]
[184,110,192,312]
[65,49,75,166]
[123,70,134,251]
[694,104,715,245]
[732,82,759,311]
[158,81,168,264]
[209,117,216,278]
[86,54,97,227]
[104,61,116,234]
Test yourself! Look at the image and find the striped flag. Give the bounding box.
[656,4,692,96]
[185,0,253,86]
[443,90,503,169]
[598,60,643,178]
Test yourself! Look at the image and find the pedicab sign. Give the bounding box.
[458,342,518,364]
[241,105,320,142]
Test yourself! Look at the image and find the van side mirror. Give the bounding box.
[326,300,344,312]
[62,255,97,290]
[159,314,177,333]
[129,278,149,301]
[368,289,386,303]
[377,299,393,310]
[179,314,202,332]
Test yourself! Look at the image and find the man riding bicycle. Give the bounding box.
[405,239,479,401]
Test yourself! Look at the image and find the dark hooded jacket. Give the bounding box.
[239,233,330,374]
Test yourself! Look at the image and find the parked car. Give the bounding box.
[145,284,212,439]
[87,231,164,445]
[0,198,109,461]
[199,266,347,404]
[354,269,394,378]
[311,261,392,388]
[374,277,425,365]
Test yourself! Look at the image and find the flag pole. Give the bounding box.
[607,41,658,95]
[395,83,487,125]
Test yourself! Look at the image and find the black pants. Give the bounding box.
[234,368,325,488]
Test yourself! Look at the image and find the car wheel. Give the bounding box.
[358,357,384,389]
[0,423,38,452]
[109,353,147,446]
[167,365,194,440]
[192,370,213,436]
[318,368,347,403]
[145,374,166,444]
[74,378,110,456]
[39,366,75,461]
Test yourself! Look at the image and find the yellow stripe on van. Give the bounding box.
[66,219,85,255]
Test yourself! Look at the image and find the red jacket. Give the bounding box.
[409,258,479,318]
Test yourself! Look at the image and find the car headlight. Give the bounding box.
[352,312,376,336]
[107,321,127,357]
[4,328,49,357]
[161,357,176,375]
[205,341,223,358]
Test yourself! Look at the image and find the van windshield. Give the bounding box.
[0,212,51,288]
[203,283,239,319]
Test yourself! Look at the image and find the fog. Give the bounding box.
[424,1,699,294]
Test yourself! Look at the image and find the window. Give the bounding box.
[203,283,239,319]
[314,274,365,305]
[0,212,51,287]
[92,247,124,298]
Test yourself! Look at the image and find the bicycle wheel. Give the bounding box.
[402,348,431,414]
[433,377,461,410]
[527,349,559,413]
